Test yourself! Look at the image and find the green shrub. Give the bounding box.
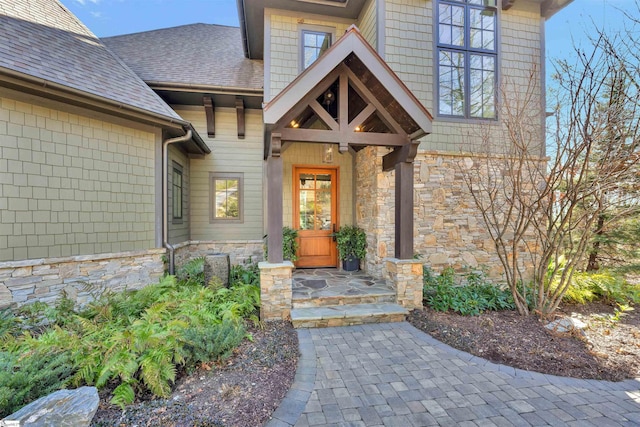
[561,270,639,305]
[423,266,515,315]
[177,257,206,286]
[0,260,262,413]
[283,227,299,262]
[183,321,246,366]
[264,227,300,262]
[0,349,75,417]
[335,225,367,261]
[230,262,260,287]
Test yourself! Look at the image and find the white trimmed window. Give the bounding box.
[301,30,332,70]
[437,0,497,119]
[210,173,243,223]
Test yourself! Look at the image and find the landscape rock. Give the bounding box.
[1,387,99,427]
[545,317,588,335]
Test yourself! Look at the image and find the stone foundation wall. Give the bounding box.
[173,240,264,269]
[259,261,293,321]
[0,249,165,309]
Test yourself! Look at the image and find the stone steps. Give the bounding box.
[292,290,396,308]
[290,303,408,328]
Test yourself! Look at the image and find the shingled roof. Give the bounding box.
[0,0,182,121]
[103,24,263,92]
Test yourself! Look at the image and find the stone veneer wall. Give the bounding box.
[173,240,264,270]
[414,151,539,280]
[355,146,395,278]
[259,261,293,321]
[0,249,165,309]
[355,148,538,282]
[384,258,423,309]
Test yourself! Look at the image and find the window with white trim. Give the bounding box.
[210,173,243,223]
[437,0,497,119]
[301,30,332,69]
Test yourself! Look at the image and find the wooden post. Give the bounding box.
[267,133,283,263]
[395,161,414,259]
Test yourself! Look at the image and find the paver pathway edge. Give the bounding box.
[265,322,640,427]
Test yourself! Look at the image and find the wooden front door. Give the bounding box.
[293,167,338,268]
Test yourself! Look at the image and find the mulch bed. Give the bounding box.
[91,321,298,427]
[89,302,640,426]
[408,302,640,382]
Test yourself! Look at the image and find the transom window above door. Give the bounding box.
[301,30,332,70]
[437,0,497,120]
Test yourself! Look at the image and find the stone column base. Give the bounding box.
[384,258,423,309]
[259,261,294,321]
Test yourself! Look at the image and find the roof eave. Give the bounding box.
[237,0,251,58]
[146,81,263,97]
[0,67,210,155]
[542,0,574,19]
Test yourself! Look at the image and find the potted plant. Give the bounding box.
[335,225,367,271]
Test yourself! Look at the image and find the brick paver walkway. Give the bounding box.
[266,322,640,427]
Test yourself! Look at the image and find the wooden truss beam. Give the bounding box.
[278,128,408,146]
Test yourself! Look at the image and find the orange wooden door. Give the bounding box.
[293,167,338,268]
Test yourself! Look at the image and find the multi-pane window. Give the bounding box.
[437,0,497,119]
[302,30,332,69]
[172,166,183,221]
[210,173,243,223]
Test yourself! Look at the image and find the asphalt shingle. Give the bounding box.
[103,24,263,91]
[0,0,182,120]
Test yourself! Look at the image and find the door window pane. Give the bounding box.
[297,172,333,231]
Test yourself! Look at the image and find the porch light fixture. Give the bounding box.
[323,143,334,163]
[290,120,300,128]
[354,125,362,132]
[323,90,335,106]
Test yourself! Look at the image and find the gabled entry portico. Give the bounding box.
[259,25,433,321]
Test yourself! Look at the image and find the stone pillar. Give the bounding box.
[259,261,293,320]
[384,258,423,309]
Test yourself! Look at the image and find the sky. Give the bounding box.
[59,0,634,77]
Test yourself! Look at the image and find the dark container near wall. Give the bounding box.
[342,256,360,272]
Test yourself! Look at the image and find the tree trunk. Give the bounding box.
[586,214,605,271]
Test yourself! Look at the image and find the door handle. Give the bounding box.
[332,224,337,241]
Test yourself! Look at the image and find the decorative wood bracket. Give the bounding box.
[236,97,245,139]
[382,141,419,172]
[203,96,215,138]
[270,133,282,158]
[502,0,516,10]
